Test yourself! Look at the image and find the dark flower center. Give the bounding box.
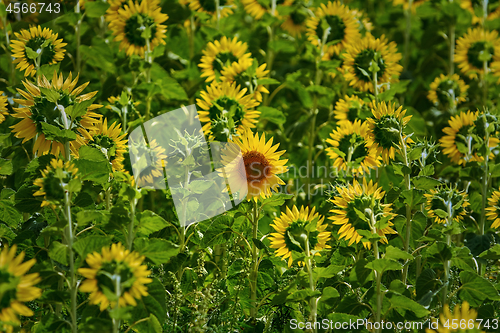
[213,52,239,72]
[125,14,158,47]
[436,79,460,106]
[30,92,80,134]
[208,97,245,128]
[290,11,307,25]
[96,260,135,295]
[284,219,319,253]
[315,15,346,44]
[243,151,270,181]
[466,41,494,69]
[199,0,227,12]
[353,49,387,83]
[25,37,57,66]
[372,115,400,149]
[338,133,368,162]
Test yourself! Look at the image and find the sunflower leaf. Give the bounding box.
[39,87,61,103]
[68,99,94,119]
[41,123,77,143]
[25,46,39,60]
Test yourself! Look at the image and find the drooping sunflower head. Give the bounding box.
[129,138,167,188]
[455,28,500,80]
[333,94,371,125]
[10,26,67,77]
[392,0,429,12]
[106,94,140,112]
[365,101,412,164]
[190,0,235,18]
[220,129,288,200]
[329,178,397,248]
[281,6,309,37]
[111,0,168,57]
[425,302,484,333]
[425,186,469,225]
[196,81,260,141]
[326,120,381,175]
[86,118,128,172]
[306,1,361,57]
[0,92,8,124]
[486,189,500,229]
[106,0,161,28]
[269,206,331,267]
[199,36,252,83]
[220,59,270,102]
[78,243,153,311]
[241,0,293,20]
[0,245,41,333]
[428,74,469,108]
[461,0,500,25]
[343,34,403,92]
[10,72,102,158]
[33,158,79,208]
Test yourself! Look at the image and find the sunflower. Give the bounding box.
[391,0,429,12]
[439,111,499,165]
[10,26,67,77]
[281,7,309,37]
[329,178,397,248]
[10,72,102,158]
[196,81,260,140]
[219,129,288,200]
[0,245,41,333]
[33,158,79,208]
[326,120,381,175]
[241,0,293,20]
[461,0,500,25]
[305,1,361,57]
[365,101,412,164]
[425,186,469,225]
[351,9,373,34]
[427,74,469,108]
[333,95,371,125]
[455,28,500,80]
[199,36,252,83]
[425,302,484,333]
[79,243,152,311]
[269,206,331,267]
[106,0,161,28]
[220,59,270,102]
[129,137,167,187]
[111,0,168,57]
[0,92,8,124]
[343,34,403,92]
[485,189,500,229]
[189,0,235,18]
[86,118,128,172]
[492,44,500,82]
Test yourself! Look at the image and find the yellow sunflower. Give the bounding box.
[0,92,8,124]
[33,158,79,208]
[329,178,397,248]
[10,72,102,158]
[461,0,500,25]
[427,74,469,108]
[241,0,293,20]
[425,186,469,225]
[392,0,429,12]
[486,189,500,229]
[111,0,168,57]
[86,118,128,172]
[306,1,361,57]
[326,120,381,175]
[79,243,153,311]
[281,7,309,37]
[333,95,371,125]
[129,138,168,187]
[351,9,373,34]
[426,302,484,333]
[220,59,270,102]
[189,0,235,18]
[10,26,67,77]
[269,206,331,267]
[106,0,160,28]
[219,129,288,200]
[492,44,500,82]
[0,245,41,333]
[365,101,413,164]
[199,36,252,83]
[439,111,499,165]
[343,34,403,92]
[455,28,500,80]
[196,81,260,140]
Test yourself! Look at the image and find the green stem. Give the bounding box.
[75,1,82,73]
[127,185,138,251]
[479,121,489,275]
[369,211,382,333]
[64,190,77,333]
[249,200,260,322]
[482,60,488,106]
[112,274,121,333]
[449,24,455,76]
[305,239,317,333]
[372,70,379,102]
[403,0,413,70]
[442,202,453,306]
[400,132,412,285]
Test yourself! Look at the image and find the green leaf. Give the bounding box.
[188,180,213,194]
[84,1,110,17]
[0,200,23,227]
[412,176,441,190]
[386,293,431,318]
[260,193,293,207]
[256,78,280,85]
[365,258,402,275]
[384,245,414,261]
[130,277,166,332]
[39,87,61,103]
[134,238,179,265]
[136,210,170,236]
[74,146,112,184]
[76,210,110,226]
[0,158,13,175]
[25,46,39,60]
[317,287,340,315]
[49,241,68,265]
[479,244,500,260]
[257,106,286,126]
[458,271,500,306]
[73,235,113,259]
[67,100,94,119]
[424,242,452,263]
[41,123,77,143]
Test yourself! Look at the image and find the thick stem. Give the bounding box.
[305,239,317,333]
[449,24,455,75]
[369,211,382,333]
[249,200,259,322]
[372,70,379,102]
[65,190,77,333]
[442,202,453,306]
[400,132,412,285]
[127,186,138,251]
[112,275,121,333]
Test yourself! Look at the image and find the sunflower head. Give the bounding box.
[281,6,309,37]
[129,138,167,187]
[425,301,484,333]
[428,74,469,108]
[461,0,500,25]
[425,186,469,225]
[0,245,41,332]
[329,178,397,248]
[33,158,79,208]
[86,118,128,172]
[486,189,500,230]
[10,26,67,77]
[366,101,412,164]
[241,0,293,20]
[78,243,153,311]
[269,206,331,267]
[221,60,270,102]
[334,95,371,125]
[455,28,500,79]
[190,0,235,18]
[326,120,381,175]
[0,92,8,124]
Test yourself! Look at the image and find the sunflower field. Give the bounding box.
[1,0,500,332]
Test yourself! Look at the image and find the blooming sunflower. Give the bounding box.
[486,189,500,229]
[343,34,403,92]
[129,138,167,187]
[111,0,168,57]
[281,7,309,37]
[241,0,293,20]
[427,74,469,108]
[79,243,153,311]
[0,92,8,124]
[326,120,381,175]
[391,0,429,12]
[189,0,235,18]
[333,95,371,125]
[87,118,128,172]
[219,129,288,200]
[196,81,260,140]
[199,36,252,83]
[365,101,412,164]
[305,1,361,57]
[10,72,102,157]
[461,0,500,25]
[439,111,499,165]
[425,302,484,333]
[455,28,500,80]
[329,178,397,248]
[220,59,270,102]
[269,206,331,267]
[33,158,79,208]
[0,245,41,333]
[10,26,67,77]
[106,0,160,28]
[425,186,469,225]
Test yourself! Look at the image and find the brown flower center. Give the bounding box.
[243,151,270,181]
